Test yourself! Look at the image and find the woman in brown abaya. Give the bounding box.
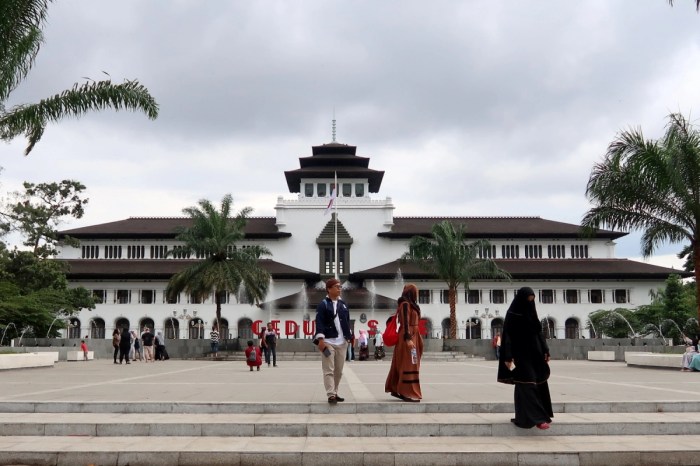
[385,283,423,402]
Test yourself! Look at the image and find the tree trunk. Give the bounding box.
[449,285,457,339]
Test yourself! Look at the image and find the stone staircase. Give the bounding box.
[2,400,700,465]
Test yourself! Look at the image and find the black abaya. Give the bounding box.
[497,287,553,428]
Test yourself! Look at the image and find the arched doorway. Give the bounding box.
[68,318,81,339]
[190,318,205,339]
[89,318,105,339]
[218,318,229,340]
[491,318,504,339]
[420,318,434,338]
[466,317,481,339]
[565,318,579,339]
[238,318,253,339]
[441,318,450,339]
[115,318,130,332]
[140,318,155,334]
[542,318,556,339]
[164,318,179,339]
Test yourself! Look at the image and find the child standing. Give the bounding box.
[80,340,89,361]
[245,340,262,371]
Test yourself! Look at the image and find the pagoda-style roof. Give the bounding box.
[284,142,385,193]
[259,287,397,311]
[60,259,317,281]
[379,217,626,240]
[57,217,290,240]
[350,259,688,281]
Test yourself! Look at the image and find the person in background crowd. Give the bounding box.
[118,327,131,365]
[210,324,220,359]
[111,329,120,364]
[141,327,155,362]
[263,322,278,367]
[492,331,502,359]
[497,287,553,430]
[155,331,168,360]
[128,330,137,361]
[358,329,369,361]
[133,333,142,361]
[80,340,89,361]
[374,328,385,360]
[245,339,262,371]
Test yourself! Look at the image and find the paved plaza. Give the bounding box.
[1,357,700,404]
[2,358,700,465]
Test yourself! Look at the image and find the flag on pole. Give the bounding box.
[324,183,337,215]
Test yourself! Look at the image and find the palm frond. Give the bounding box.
[1,79,158,155]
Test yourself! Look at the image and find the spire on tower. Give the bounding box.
[332,108,337,142]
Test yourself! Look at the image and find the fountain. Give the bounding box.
[599,310,637,338]
[0,323,17,346]
[295,283,308,338]
[46,316,67,338]
[394,268,405,297]
[642,323,668,346]
[266,277,275,324]
[168,317,179,339]
[17,327,30,347]
[660,319,684,344]
[586,318,598,339]
[660,318,683,335]
[88,318,97,338]
[367,279,376,324]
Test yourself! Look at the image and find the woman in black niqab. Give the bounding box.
[497,286,553,429]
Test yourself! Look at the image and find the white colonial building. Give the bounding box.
[56,141,682,342]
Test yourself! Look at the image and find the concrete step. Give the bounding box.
[0,411,698,437]
[2,400,700,414]
[1,434,700,465]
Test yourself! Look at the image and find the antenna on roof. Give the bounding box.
[332,108,337,143]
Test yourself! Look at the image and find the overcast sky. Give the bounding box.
[2,0,699,269]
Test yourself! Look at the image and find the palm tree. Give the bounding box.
[401,220,511,339]
[0,0,158,155]
[582,113,700,322]
[166,194,272,329]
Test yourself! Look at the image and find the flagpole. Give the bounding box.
[334,171,338,280]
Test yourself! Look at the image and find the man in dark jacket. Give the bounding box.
[314,278,352,404]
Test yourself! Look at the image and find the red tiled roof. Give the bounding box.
[58,217,290,240]
[61,259,318,281]
[350,259,688,281]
